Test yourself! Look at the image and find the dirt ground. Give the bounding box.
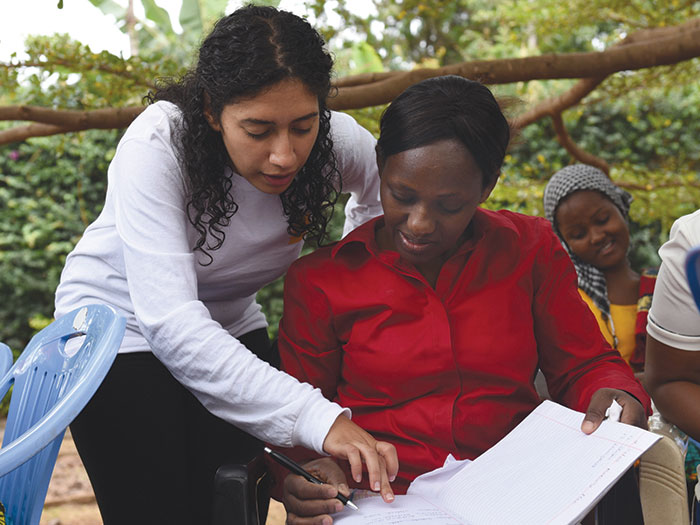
[29,427,286,525]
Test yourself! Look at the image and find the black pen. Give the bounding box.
[263,446,359,511]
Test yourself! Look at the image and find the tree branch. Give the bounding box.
[328,22,700,110]
[550,112,610,174]
[0,105,144,127]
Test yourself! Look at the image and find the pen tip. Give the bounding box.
[347,501,359,511]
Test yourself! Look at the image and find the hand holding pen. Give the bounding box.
[265,448,359,511]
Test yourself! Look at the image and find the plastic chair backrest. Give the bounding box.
[0,304,125,525]
[639,434,689,525]
[686,245,700,313]
[0,344,12,378]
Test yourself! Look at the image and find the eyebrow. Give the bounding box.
[240,112,319,126]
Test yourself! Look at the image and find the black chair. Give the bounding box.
[213,453,271,525]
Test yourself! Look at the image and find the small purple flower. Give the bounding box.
[8,150,20,161]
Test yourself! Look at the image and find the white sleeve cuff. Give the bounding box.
[291,389,352,455]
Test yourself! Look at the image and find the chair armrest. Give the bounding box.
[213,454,270,525]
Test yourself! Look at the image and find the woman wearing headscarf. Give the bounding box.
[543,164,656,374]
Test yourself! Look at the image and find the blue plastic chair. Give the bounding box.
[0,344,12,378]
[0,304,125,525]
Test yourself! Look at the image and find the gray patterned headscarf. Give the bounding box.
[543,164,633,320]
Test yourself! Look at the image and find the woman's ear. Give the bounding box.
[203,93,221,132]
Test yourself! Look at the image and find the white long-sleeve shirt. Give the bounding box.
[54,101,381,453]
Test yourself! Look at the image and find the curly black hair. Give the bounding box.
[145,5,339,264]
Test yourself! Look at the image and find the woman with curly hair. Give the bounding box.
[54,5,397,524]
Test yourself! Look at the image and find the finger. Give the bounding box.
[345,447,363,484]
[377,456,395,503]
[286,511,334,525]
[283,477,343,519]
[377,441,399,482]
[306,462,348,489]
[285,493,343,519]
[360,445,383,492]
[618,395,648,429]
[581,389,613,434]
[285,475,339,501]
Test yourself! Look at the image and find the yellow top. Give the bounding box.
[578,289,637,364]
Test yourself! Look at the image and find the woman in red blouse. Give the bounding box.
[277,76,650,524]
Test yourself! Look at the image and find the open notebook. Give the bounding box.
[335,400,660,525]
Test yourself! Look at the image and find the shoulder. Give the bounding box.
[657,209,700,272]
[288,220,378,282]
[287,243,339,282]
[329,111,375,151]
[120,101,182,147]
[666,209,700,251]
[480,208,557,246]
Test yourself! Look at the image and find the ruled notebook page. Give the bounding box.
[435,400,660,525]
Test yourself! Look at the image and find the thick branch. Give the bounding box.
[329,24,700,110]
[0,105,144,127]
[513,18,700,129]
[550,112,610,174]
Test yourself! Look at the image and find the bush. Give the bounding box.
[0,130,118,355]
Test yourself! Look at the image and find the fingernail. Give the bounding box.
[322,517,332,525]
[385,493,395,502]
[339,483,350,495]
[374,481,380,491]
[354,474,361,483]
[390,474,396,482]
[335,502,343,512]
[582,420,595,433]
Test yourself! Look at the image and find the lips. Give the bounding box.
[398,231,434,255]
[598,239,615,257]
[262,172,296,187]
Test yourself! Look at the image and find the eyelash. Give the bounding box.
[246,128,312,140]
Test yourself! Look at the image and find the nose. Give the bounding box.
[407,204,436,237]
[269,133,296,169]
[589,226,605,245]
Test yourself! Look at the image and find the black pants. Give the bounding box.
[596,467,645,525]
[70,328,274,525]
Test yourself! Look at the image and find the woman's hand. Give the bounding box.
[322,415,398,502]
[283,458,349,525]
[581,387,647,434]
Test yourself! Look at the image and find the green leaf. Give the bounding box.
[142,0,175,36]
[350,42,384,74]
[88,0,126,20]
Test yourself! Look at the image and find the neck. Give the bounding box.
[603,261,639,305]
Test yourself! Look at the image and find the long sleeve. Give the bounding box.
[533,225,651,413]
[100,106,347,453]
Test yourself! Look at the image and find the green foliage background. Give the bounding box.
[1,0,700,351]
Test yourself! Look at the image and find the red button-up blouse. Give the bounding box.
[277,209,651,493]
